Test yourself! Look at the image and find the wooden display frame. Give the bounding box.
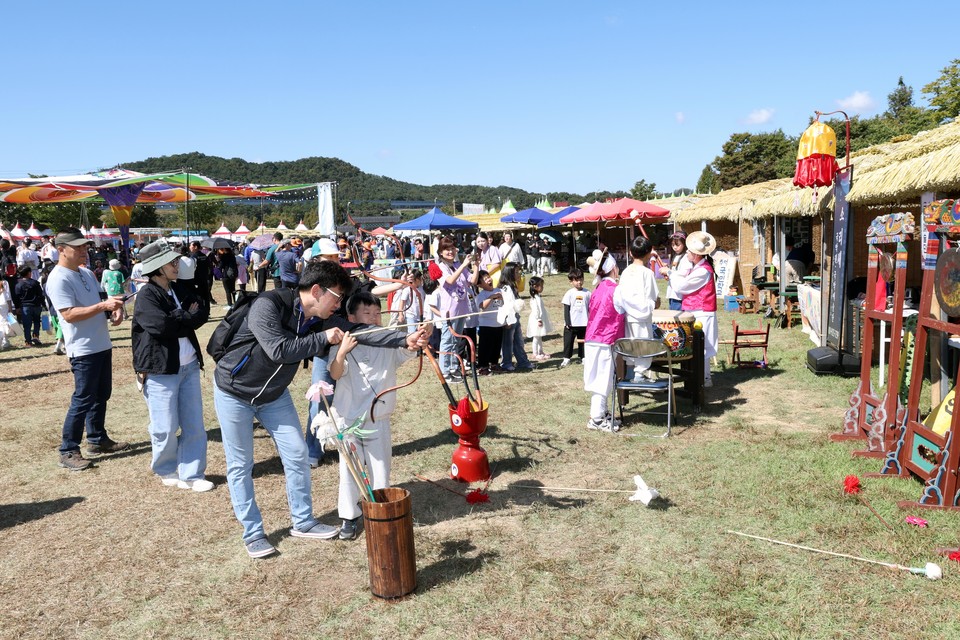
[831,214,913,457]
[870,204,960,511]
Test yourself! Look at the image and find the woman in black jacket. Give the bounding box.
[132,240,212,492]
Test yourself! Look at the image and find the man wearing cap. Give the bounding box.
[46,227,128,471]
[258,232,284,291]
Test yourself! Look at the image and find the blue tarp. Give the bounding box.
[500,206,551,225]
[393,207,479,231]
[537,206,580,228]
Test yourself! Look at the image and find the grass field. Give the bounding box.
[1,275,959,639]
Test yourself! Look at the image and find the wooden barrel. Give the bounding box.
[361,487,417,599]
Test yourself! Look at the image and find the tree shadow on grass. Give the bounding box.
[0,369,72,383]
[0,496,85,530]
[393,427,455,458]
[417,539,500,591]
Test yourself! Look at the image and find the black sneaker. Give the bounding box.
[86,438,130,456]
[59,451,92,471]
[339,517,361,540]
[445,371,463,383]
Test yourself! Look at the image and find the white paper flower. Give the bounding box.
[629,474,660,506]
[925,562,943,580]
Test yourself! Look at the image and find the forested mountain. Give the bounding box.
[121,152,554,216]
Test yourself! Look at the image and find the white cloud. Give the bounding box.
[675,111,686,124]
[745,108,775,125]
[378,149,393,159]
[837,91,876,114]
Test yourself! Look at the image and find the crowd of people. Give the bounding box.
[1,222,720,558]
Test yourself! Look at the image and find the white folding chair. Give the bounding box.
[612,337,676,438]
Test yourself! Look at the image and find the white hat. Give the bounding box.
[108,259,121,270]
[315,238,339,256]
[685,231,716,256]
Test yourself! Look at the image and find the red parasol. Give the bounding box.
[559,197,669,223]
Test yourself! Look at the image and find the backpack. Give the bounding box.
[206,291,260,362]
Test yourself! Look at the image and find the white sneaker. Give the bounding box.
[177,478,215,492]
[160,473,180,487]
[559,358,571,369]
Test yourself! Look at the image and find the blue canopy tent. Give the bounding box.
[538,206,580,228]
[393,207,479,231]
[500,206,551,225]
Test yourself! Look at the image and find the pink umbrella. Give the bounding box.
[559,198,669,223]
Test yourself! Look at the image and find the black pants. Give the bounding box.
[460,326,477,363]
[477,326,503,368]
[255,269,267,293]
[563,326,586,359]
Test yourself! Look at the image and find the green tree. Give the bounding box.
[887,76,914,121]
[695,165,720,194]
[174,201,224,232]
[922,58,960,119]
[713,130,796,189]
[630,179,657,201]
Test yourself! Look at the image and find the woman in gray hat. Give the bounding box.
[132,240,212,491]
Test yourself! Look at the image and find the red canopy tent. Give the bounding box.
[558,197,669,223]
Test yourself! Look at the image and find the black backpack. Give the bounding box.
[206,291,259,362]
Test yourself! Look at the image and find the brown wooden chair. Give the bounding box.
[729,319,770,368]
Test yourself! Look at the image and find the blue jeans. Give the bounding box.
[306,355,334,463]
[501,322,532,370]
[440,317,466,375]
[669,298,682,311]
[60,349,113,453]
[143,359,207,481]
[213,385,318,543]
[21,304,41,340]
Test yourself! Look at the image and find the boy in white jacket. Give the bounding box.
[613,237,660,382]
[330,291,419,539]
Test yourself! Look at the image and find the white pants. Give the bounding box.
[584,342,614,420]
[338,416,392,520]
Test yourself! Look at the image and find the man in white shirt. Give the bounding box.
[45,228,128,471]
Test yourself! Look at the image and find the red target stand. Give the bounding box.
[448,397,490,483]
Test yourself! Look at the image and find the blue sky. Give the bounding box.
[0,1,955,196]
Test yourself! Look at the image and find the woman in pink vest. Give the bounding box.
[582,248,625,432]
[666,231,718,387]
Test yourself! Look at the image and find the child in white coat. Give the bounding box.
[526,276,553,361]
[329,291,419,539]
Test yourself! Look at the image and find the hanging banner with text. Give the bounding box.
[826,167,853,349]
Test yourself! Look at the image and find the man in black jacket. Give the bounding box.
[189,241,215,304]
[213,259,427,558]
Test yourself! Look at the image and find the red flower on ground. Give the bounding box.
[949,551,960,563]
[843,475,862,495]
[466,489,489,504]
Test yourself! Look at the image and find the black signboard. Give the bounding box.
[826,167,853,348]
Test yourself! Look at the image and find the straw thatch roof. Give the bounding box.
[459,212,529,233]
[672,180,789,223]
[846,119,960,205]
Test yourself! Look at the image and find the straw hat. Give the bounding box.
[586,248,616,276]
[685,231,716,256]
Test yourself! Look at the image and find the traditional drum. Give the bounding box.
[652,310,696,359]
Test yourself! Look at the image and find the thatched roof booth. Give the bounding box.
[458,212,529,234]
[847,119,960,206]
